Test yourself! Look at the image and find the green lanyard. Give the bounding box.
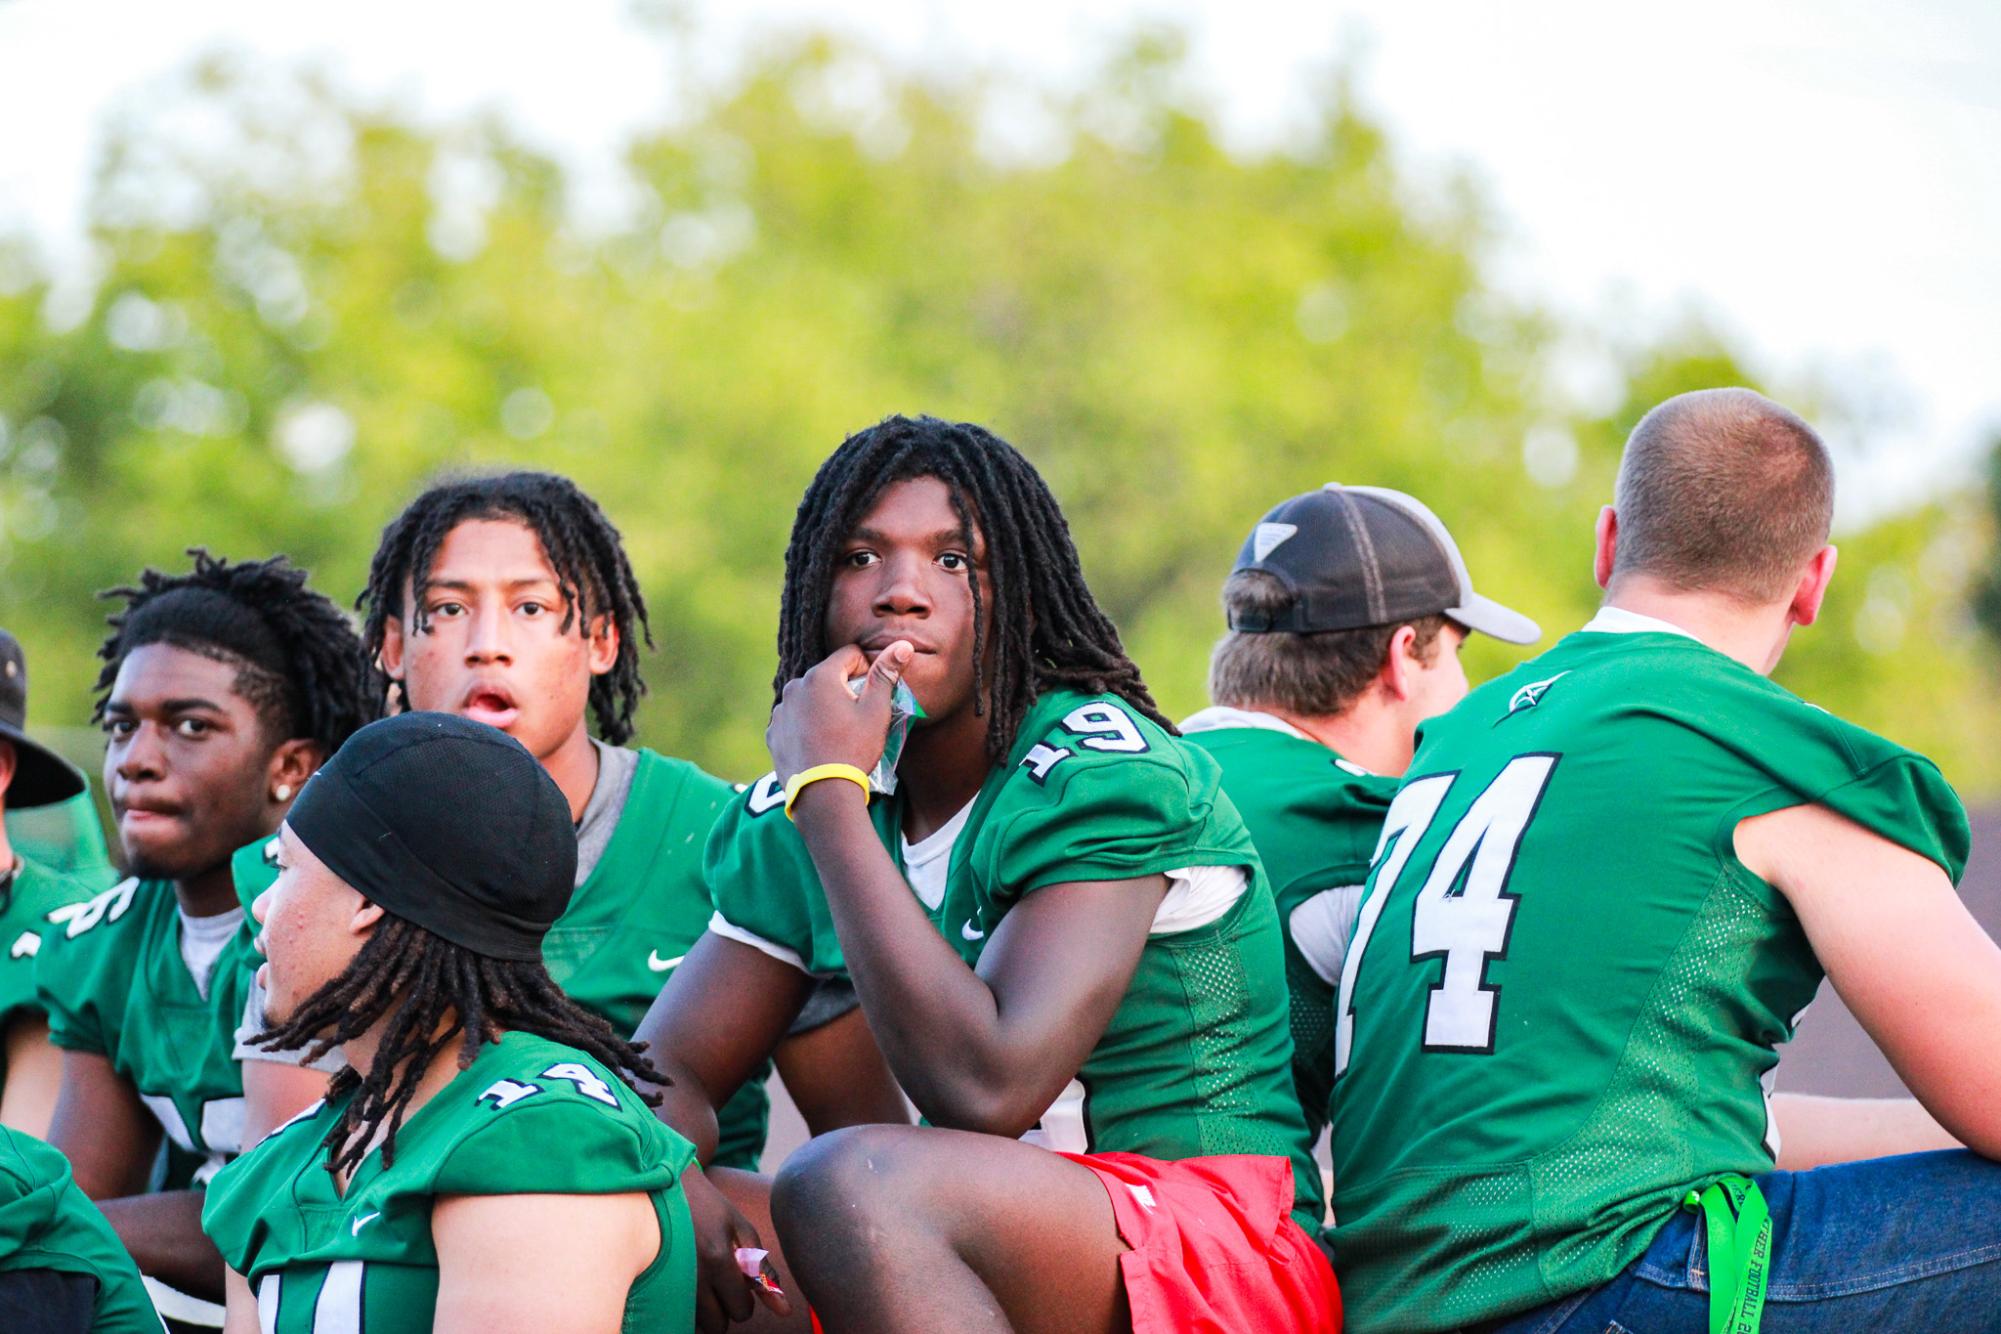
[1682,1175,1772,1334]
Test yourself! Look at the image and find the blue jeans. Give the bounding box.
[1486,1151,2001,1334]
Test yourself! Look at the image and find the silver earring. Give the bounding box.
[274,784,294,802]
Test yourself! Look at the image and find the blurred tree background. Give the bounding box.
[3,30,1995,795]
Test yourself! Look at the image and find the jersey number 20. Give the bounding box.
[1335,754,1558,1075]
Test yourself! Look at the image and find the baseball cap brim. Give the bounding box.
[0,725,87,809]
[1446,593,1541,645]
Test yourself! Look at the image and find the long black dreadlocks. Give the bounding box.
[94,549,373,754]
[777,415,1171,763]
[358,472,652,746]
[252,914,665,1177]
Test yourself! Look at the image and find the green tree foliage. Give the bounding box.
[3,36,1994,791]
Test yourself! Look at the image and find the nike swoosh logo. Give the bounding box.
[960,921,985,941]
[351,1212,380,1236]
[647,951,685,973]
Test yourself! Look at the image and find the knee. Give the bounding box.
[773,1124,929,1242]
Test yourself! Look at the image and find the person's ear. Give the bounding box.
[267,739,322,807]
[1381,624,1420,703]
[1789,545,1838,627]
[351,897,386,937]
[378,614,408,685]
[1594,506,1619,590]
[585,612,620,678]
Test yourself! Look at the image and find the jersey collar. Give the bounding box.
[1177,705,1314,741]
[1580,605,1701,642]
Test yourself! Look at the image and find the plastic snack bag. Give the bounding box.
[846,673,925,796]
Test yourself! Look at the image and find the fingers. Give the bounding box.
[858,640,913,709]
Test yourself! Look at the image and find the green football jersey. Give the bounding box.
[233,749,768,1170]
[709,689,1324,1227]
[0,1126,158,1333]
[204,1031,696,1333]
[0,857,99,1095]
[1181,711,1396,1147]
[35,878,255,1188]
[1330,617,1971,1333]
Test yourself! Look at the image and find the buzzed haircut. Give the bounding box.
[1209,571,1446,717]
[1612,388,1835,603]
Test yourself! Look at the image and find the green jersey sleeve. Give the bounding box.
[231,837,282,916]
[0,859,95,1030]
[0,1128,158,1334]
[704,773,896,978]
[32,879,141,1058]
[434,1083,694,1199]
[979,697,1254,908]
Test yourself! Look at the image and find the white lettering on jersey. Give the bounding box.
[476,1078,542,1110]
[64,878,139,938]
[9,931,38,960]
[313,1260,364,1334]
[541,1061,620,1108]
[1061,702,1148,753]
[1019,742,1072,784]
[745,773,787,816]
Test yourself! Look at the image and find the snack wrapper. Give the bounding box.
[846,675,925,796]
[735,1246,784,1296]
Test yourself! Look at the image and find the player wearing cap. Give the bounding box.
[236,472,906,1171]
[1180,486,1538,1151]
[0,631,105,1139]
[0,1125,158,1333]
[690,416,1335,1331]
[34,553,373,1302]
[206,712,779,1333]
[1333,390,2001,1332]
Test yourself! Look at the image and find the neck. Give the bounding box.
[895,703,993,841]
[1254,702,1414,778]
[542,724,602,822]
[174,861,243,918]
[1601,577,1793,675]
[344,1020,471,1104]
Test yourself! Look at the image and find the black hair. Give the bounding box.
[777,415,1169,763]
[251,914,665,1177]
[94,549,372,753]
[358,472,651,746]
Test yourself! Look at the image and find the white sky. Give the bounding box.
[2,0,1997,523]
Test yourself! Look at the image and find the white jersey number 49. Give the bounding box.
[1335,754,1558,1075]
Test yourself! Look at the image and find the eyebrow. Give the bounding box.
[104,696,228,716]
[420,576,561,594]
[847,526,976,549]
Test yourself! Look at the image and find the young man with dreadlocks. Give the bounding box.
[243,470,903,1176]
[34,552,372,1302]
[206,712,785,1333]
[692,415,1337,1331]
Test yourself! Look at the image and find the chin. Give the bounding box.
[121,844,211,884]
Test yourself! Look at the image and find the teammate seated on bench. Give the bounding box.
[207,712,784,1333]
[1333,389,2000,1333]
[35,553,370,1301]
[693,415,1338,1332]
[1181,484,1539,1152]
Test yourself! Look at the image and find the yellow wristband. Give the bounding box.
[783,763,872,820]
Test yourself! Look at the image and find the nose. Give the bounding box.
[113,721,166,784]
[872,551,933,619]
[251,885,273,928]
[463,601,513,665]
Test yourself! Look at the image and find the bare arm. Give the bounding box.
[1738,801,2001,1159]
[223,1266,260,1334]
[46,1049,224,1295]
[772,1006,909,1136]
[431,1191,658,1334]
[632,932,815,1163]
[793,779,1162,1135]
[0,1013,64,1137]
[1771,1091,1960,1170]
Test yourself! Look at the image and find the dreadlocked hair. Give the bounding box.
[94,549,372,753]
[776,415,1171,763]
[358,472,652,745]
[251,914,666,1178]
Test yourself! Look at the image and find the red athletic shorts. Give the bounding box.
[1057,1151,1341,1333]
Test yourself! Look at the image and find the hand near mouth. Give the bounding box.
[767,641,913,785]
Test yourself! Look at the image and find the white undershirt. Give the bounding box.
[1580,605,1701,641]
[178,906,243,1001]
